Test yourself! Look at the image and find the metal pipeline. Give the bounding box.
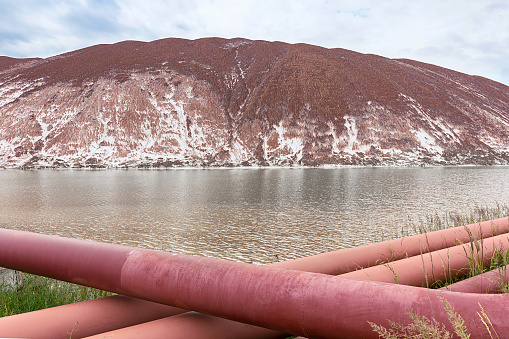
[271,216,509,274]
[1,218,509,338]
[82,221,509,339]
[0,295,185,339]
[80,217,509,339]
[441,264,509,294]
[1,228,509,338]
[84,312,287,339]
[341,231,509,286]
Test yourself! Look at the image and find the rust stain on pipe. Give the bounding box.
[2,227,509,338]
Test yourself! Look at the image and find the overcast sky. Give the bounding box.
[1,0,508,85]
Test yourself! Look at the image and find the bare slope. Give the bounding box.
[1,38,508,168]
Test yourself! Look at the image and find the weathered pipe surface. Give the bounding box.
[1,228,509,338]
[0,295,185,339]
[441,264,509,294]
[84,223,509,339]
[341,232,509,286]
[79,217,509,339]
[0,229,137,291]
[83,312,288,339]
[271,217,509,274]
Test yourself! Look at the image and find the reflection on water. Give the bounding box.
[1,167,509,264]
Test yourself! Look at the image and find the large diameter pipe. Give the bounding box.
[3,218,506,338]
[82,216,509,339]
[441,264,509,294]
[1,228,508,338]
[85,227,509,338]
[2,217,508,339]
[341,232,509,286]
[0,295,185,339]
[0,229,137,291]
[83,312,287,339]
[272,217,509,274]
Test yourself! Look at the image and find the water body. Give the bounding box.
[1,167,508,264]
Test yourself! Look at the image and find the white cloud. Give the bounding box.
[0,0,508,85]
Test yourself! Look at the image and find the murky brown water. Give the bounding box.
[1,167,509,264]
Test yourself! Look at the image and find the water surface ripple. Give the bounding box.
[1,167,508,264]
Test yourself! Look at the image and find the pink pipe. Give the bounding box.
[85,223,509,338]
[441,264,509,293]
[2,218,508,338]
[90,216,506,339]
[1,219,509,338]
[1,228,508,338]
[0,295,185,339]
[271,217,509,274]
[341,232,509,286]
[84,312,288,339]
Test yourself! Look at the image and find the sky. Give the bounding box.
[0,0,508,86]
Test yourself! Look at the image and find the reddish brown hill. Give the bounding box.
[0,56,41,73]
[0,38,508,168]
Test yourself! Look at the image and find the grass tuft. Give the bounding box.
[369,298,470,339]
[413,204,509,234]
[0,273,112,317]
[369,308,453,339]
[371,203,509,338]
[440,296,470,339]
[477,303,499,339]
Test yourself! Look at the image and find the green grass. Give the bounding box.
[421,204,509,289]
[412,203,509,235]
[1,203,508,339]
[378,203,509,289]
[370,203,509,338]
[0,273,112,317]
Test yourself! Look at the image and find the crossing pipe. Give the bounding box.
[0,295,185,339]
[1,217,508,338]
[1,228,509,338]
[341,231,509,286]
[83,220,509,339]
[274,217,509,274]
[441,264,509,294]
